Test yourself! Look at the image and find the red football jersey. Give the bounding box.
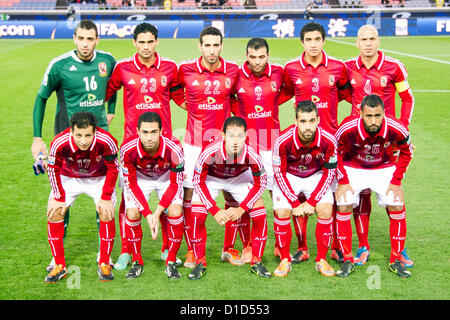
[345,51,414,128]
[105,52,184,140]
[233,61,284,152]
[47,127,119,202]
[193,139,267,215]
[283,50,349,134]
[273,125,337,207]
[178,56,239,148]
[120,134,184,217]
[336,115,413,186]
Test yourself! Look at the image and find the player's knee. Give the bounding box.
[337,204,353,213]
[253,197,264,208]
[183,187,193,200]
[316,203,333,220]
[126,208,141,220]
[274,208,291,219]
[47,208,66,222]
[167,204,183,217]
[387,205,404,213]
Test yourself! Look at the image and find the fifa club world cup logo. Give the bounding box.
[312,78,320,92]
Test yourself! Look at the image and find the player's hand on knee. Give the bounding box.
[292,205,304,217]
[226,206,245,221]
[301,202,315,216]
[47,199,66,221]
[214,210,229,226]
[386,183,404,204]
[335,183,354,203]
[96,199,115,221]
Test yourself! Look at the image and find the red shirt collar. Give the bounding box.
[69,129,98,153]
[133,52,161,71]
[220,140,248,164]
[136,135,166,159]
[241,61,272,78]
[356,51,385,70]
[196,56,226,74]
[293,125,322,150]
[300,50,328,69]
[357,116,388,141]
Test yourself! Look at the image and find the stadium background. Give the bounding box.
[0,0,448,302]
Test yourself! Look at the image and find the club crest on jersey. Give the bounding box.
[225,78,231,89]
[271,81,277,92]
[161,75,167,87]
[329,75,335,86]
[96,155,102,162]
[380,75,388,87]
[98,62,107,77]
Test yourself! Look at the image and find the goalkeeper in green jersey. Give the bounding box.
[31,20,117,272]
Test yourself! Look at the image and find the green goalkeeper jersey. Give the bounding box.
[33,49,117,136]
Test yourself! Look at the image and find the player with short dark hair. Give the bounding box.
[223,37,286,264]
[272,101,338,277]
[105,22,185,270]
[189,117,270,279]
[342,24,415,267]
[45,111,119,283]
[178,26,240,269]
[120,112,185,279]
[32,19,117,272]
[281,21,349,264]
[334,94,413,278]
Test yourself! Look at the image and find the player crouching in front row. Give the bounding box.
[120,112,185,279]
[272,100,338,277]
[334,94,413,278]
[189,117,271,280]
[45,111,119,283]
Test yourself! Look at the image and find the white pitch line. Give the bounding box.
[327,38,450,65]
[415,90,450,92]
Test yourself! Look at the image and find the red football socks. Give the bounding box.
[249,207,267,260]
[315,217,333,262]
[47,220,65,268]
[99,220,115,265]
[125,217,143,265]
[388,207,407,264]
[166,214,184,265]
[190,204,208,265]
[273,214,292,262]
[353,191,372,250]
[335,211,354,262]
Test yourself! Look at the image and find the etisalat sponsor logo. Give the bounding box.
[198,97,224,110]
[248,105,272,119]
[136,96,162,109]
[79,93,104,107]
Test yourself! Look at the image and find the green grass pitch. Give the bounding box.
[0,35,449,300]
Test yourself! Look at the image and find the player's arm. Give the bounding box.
[159,144,185,209]
[337,66,352,103]
[390,129,413,186]
[193,157,220,216]
[122,151,152,217]
[308,141,338,207]
[277,70,294,106]
[394,67,414,128]
[273,140,301,208]
[32,62,60,159]
[171,66,187,110]
[240,153,267,213]
[46,140,66,204]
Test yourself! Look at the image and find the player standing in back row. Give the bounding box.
[105,22,185,270]
[282,22,349,264]
[177,26,239,268]
[343,24,415,267]
[31,20,117,271]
